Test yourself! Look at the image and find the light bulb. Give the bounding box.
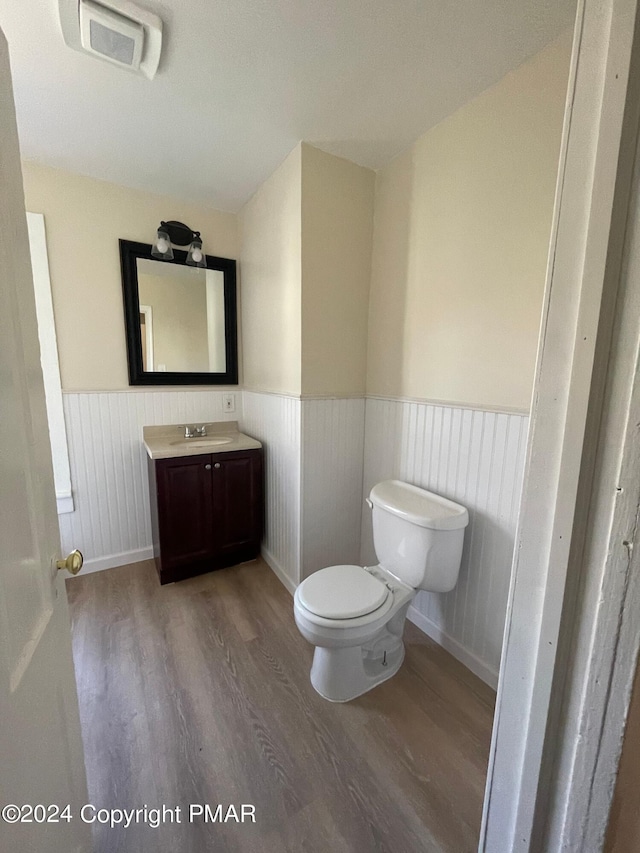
[156,237,169,253]
[191,248,203,263]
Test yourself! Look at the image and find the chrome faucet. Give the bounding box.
[184,424,207,439]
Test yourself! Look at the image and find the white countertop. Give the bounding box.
[143,421,262,460]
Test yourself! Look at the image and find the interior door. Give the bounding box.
[0,29,90,853]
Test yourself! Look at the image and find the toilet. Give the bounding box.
[293,480,469,702]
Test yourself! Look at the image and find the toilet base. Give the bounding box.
[309,640,405,703]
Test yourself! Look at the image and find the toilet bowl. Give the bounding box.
[294,480,469,702]
[294,564,415,701]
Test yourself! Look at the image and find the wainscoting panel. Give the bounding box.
[240,391,301,590]
[62,387,526,687]
[360,397,529,687]
[59,390,241,571]
[301,398,366,578]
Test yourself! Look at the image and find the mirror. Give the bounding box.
[119,240,238,385]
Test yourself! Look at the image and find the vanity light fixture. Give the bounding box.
[186,235,205,268]
[151,225,173,260]
[150,221,207,268]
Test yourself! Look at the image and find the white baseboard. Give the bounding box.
[64,547,154,579]
[407,604,499,690]
[261,546,297,595]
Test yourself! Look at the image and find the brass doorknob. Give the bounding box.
[57,550,84,575]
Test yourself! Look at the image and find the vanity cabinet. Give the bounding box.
[148,448,263,584]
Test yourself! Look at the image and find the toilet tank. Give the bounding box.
[369,480,469,593]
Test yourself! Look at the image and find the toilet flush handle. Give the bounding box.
[366,498,373,509]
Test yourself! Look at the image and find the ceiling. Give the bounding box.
[0,0,575,212]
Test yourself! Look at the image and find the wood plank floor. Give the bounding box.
[67,558,495,853]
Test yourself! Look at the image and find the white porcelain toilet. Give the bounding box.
[293,480,469,702]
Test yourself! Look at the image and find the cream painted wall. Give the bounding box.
[239,146,302,395]
[138,269,208,372]
[301,144,374,397]
[21,162,238,391]
[367,31,572,411]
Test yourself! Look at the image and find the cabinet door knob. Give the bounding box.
[214,462,221,469]
[204,464,212,470]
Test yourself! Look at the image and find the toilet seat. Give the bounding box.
[297,564,391,620]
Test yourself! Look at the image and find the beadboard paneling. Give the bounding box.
[240,391,301,590]
[62,387,527,689]
[360,397,528,686]
[301,398,365,578]
[59,390,241,569]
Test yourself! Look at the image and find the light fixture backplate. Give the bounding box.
[161,221,198,246]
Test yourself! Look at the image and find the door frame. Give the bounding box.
[481,0,640,849]
[139,303,154,371]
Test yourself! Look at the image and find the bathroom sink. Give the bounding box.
[170,437,234,447]
[143,422,261,461]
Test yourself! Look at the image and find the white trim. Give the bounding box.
[247,387,528,413]
[300,393,366,401]
[61,386,242,394]
[243,387,366,401]
[261,546,297,595]
[56,491,74,514]
[540,31,640,848]
[138,303,154,371]
[242,387,302,399]
[365,393,529,416]
[482,0,640,850]
[246,387,527,413]
[63,547,154,579]
[26,212,74,517]
[407,605,498,690]
[57,383,526,414]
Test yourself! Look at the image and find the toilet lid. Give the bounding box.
[298,565,389,620]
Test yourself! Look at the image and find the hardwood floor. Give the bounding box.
[67,558,495,853]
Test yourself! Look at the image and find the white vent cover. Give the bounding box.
[58,0,162,80]
[80,1,143,70]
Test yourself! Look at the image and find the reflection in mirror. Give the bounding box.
[136,259,226,373]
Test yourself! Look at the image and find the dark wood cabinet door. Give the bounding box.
[210,450,263,555]
[155,454,214,569]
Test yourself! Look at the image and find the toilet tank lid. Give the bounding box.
[369,480,469,530]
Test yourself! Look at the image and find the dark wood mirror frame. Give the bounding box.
[119,239,238,386]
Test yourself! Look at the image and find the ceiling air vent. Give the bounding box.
[58,0,163,80]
